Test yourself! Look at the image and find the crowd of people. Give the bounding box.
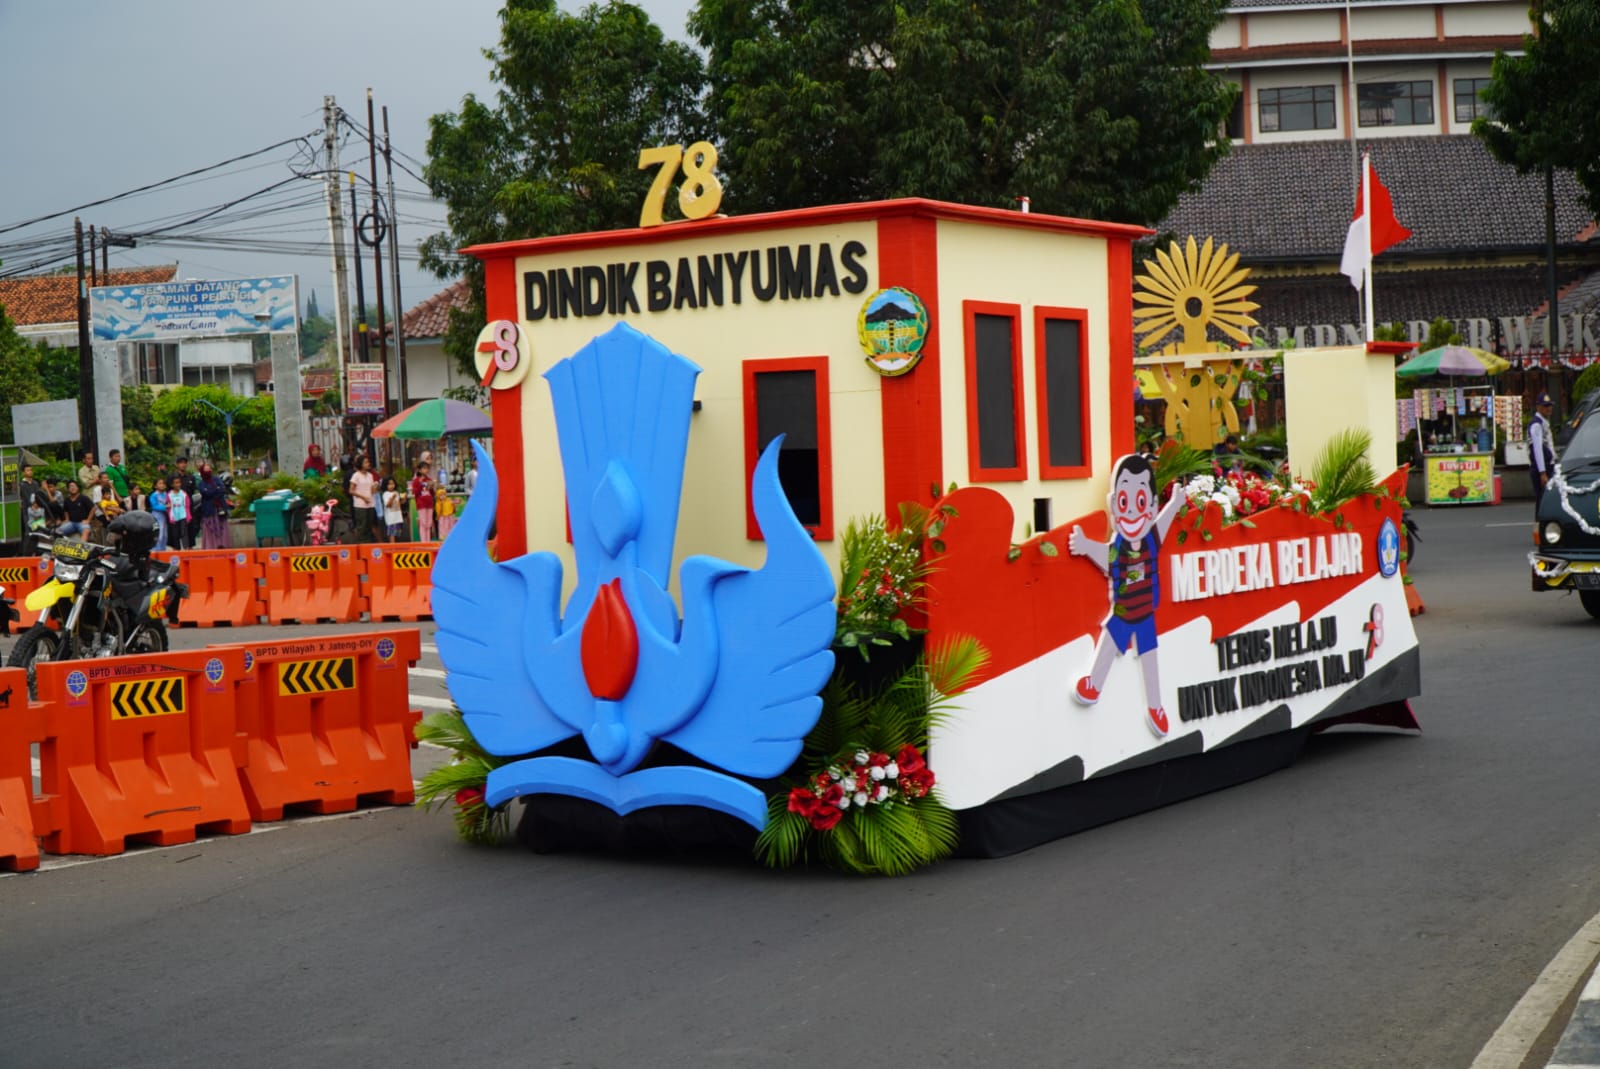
[16,443,479,553]
[18,451,234,551]
[306,442,474,545]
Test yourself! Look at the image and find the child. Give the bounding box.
[166,474,192,552]
[150,477,170,552]
[25,496,47,533]
[409,462,436,542]
[435,488,456,540]
[382,477,405,541]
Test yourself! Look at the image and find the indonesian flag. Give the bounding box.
[1340,156,1411,289]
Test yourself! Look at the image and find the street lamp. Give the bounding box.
[192,394,251,478]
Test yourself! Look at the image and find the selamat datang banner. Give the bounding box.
[90,275,298,342]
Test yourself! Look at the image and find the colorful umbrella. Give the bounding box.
[370,398,492,440]
[1395,345,1509,377]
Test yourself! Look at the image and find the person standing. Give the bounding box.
[410,461,436,543]
[302,442,328,477]
[347,455,380,543]
[76,451,100,491]
[381,477,405,541]
[172,456,199,548]
[18,464,41,513]
[1530,392,1557,509]
[104,449,131,499]
[465,455,478,496]
[197,463,230,550]
[166,474,192,551]
[150,477,171,551]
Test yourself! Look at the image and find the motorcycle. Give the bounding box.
[6,512,187,697]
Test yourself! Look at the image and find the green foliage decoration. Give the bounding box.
[755,635,988,876]
[1308,428,1377,513]
[414,710,516,846]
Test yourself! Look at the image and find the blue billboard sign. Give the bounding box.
[90,275,298,341]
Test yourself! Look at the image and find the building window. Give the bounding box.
[135,342,178,385]
[1225,93,1246,140]
[963,301,1027,482]
[1454,77,1493,123]
[1034,307,1091,479]
[1358,81,1434,127]
[1258,85,1336,132]
[742,356,833,540]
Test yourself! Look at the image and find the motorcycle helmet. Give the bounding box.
[108,510,159,555]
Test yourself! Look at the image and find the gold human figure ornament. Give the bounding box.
[1133,237,1260,447]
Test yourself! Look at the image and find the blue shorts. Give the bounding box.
[1105,613,1158,654]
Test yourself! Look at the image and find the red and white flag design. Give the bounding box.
[1340,156,1411,290]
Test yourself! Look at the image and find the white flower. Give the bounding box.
[842,775,858,793]
[838,794,851,809]
[874,784,889,801]
[869,766,886,781]
[853,791,869,807]
[853,750,869,765]
[885,762,899,778]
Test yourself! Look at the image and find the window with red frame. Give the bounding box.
[1034,306,1091,479]
[963,301,1026,481]
[743,357,833,540]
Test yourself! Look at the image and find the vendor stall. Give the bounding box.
[1396,346,1510,506]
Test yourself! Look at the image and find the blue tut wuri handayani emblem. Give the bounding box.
[431,323,837,828]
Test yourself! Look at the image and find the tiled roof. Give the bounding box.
[1209,34,1519,64]
[1241,264,1586,338]
[0,265,178,326]
[302,369,337,395]
[1161,136,1595,262]
[402,278,473,340]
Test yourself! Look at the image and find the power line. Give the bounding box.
[0,133,319,236]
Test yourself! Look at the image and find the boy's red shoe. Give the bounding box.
[1073,677,1099,706]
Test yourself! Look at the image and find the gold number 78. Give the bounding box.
[637,141,723,228]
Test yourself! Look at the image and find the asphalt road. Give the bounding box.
[3,502,1599,1069]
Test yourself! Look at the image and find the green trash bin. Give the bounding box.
[250,490,306,546]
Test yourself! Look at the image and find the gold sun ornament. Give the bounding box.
[1132,237,1261,447]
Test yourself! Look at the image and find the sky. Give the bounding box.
[0,0,696,322]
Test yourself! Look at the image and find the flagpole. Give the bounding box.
[1362,155,1375,342]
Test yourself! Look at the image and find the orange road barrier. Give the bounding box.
[362,543,438,621]
[0,667,42,871]
[221,629,422,820]
[32,649,252,855]
[258,546,369,624]
[0,555,54,630]
[157,549,266,628]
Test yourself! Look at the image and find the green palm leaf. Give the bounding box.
[1309,428,1377,512]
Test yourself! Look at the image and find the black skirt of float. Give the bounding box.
[955,648,1421,858]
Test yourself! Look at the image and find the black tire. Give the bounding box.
[124,617,169,654]
[6,624,65,699]
[1581,590,1600,621]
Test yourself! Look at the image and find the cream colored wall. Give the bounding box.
[511,220,882,589]
[1248,10,1341,46]
[934,220,1113,538]
[1351,6,1436,40]
[1442,1,1528,36]
[1213,14,1242,49]
[1283,345,1400,479]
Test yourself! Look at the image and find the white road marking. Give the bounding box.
[1485,522,1533,528]
[409,694,455,710]
[419,642,438,655]
[1471,907,1600,1068]
[408,667,447,680]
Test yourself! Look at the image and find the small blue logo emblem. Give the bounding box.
[1377,517,1401,578]
[376,637,395,662]
[66,670,88,698]
[205,657,225,684]
[243,650,255,673]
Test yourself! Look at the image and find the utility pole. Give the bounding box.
[349,174,369,363]
[365,90,389,420]
[323,96,352,402]
[74,218,97,458]
[99,226,108,278]
[382,104,409,411]
[88,226,98,288]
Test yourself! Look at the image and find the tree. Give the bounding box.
[299,313,335,361]
[0,306,49,444]
[421,0,706,380]
[150,385,277,460]
[690,0,1237,224]
[120,385,179,472]
[1474,0,1600,219]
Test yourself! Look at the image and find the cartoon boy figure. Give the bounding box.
[1068,453,1185,737]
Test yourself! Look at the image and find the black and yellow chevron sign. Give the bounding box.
[0,566,30,583]
[278,656,355,696]
[111,676,186,719]
[291,554,331,573]
[392,551,433,571]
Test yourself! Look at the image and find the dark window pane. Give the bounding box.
[1042,318,1085,469]
[754,369,820,526]
[973,313,1018,471]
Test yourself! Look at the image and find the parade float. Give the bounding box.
[422,152,1421,871]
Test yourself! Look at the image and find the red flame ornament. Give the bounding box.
[580,578,640,700]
